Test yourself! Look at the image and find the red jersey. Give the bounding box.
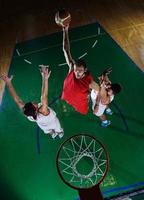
[61,71,93,114]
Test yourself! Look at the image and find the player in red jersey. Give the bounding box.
[61,25,98,114]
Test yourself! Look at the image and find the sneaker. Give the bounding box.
[51,132,58,139]
[101,120,111,127]
[105,108,113,115]
[58,132,64,139]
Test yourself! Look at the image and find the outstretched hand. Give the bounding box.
[98,67,112,85]
[0,74,13,84]
[39,65,51,79]
[102,67,112,76]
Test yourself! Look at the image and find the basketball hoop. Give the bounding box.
[56,134,109,200]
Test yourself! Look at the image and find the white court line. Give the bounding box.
[78,52,88,59]
[16,49,20,56]
[24,59,32,64]
[98,27,101,35]
[13,32,106,57]
[58,62,67,66]
[92,40,98,48]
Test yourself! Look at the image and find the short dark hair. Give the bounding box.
[23,102,37,120]
[111,83,122,95]
[75,59,87,69]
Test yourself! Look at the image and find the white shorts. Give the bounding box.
[90,89,107,117]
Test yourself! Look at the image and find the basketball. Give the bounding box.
[55,9,71,27]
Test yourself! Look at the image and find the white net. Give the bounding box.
[57,135,108,189]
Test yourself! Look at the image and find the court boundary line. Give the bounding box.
[75,182,144,200]
[13,32,105,58]
[103,182,144,195]
[112,102,129,131]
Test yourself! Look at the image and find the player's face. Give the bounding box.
[74,65,85,79]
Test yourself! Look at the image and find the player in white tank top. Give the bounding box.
[27,104,63,138]
[1,66,64,139]
[91,89,114,117]
[90,67,121,127]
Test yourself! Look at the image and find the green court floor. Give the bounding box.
[0,23,144,200]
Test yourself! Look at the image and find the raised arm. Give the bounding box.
[39,65,51,115]
[63,26,75,72]
[0,75,24,110]
[98,71,111,105]
[99,67,112,87]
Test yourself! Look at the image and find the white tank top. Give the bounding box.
[91,89,114,104]
[27,104,63,134]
